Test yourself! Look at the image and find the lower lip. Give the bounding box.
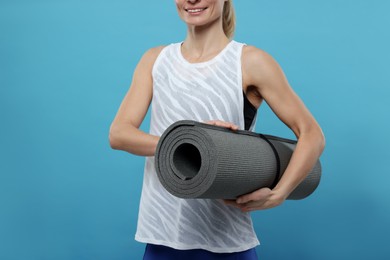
[186,9,207,16]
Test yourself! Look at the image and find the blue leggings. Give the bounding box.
[143,244,258,260]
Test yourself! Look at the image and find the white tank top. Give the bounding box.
[135,40,260,253]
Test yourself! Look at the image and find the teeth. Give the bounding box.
[187,8,205,13]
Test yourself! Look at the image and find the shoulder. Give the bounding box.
[145,45,167,57]
[242,45,285,87]
[139,45,167,66]
[242,45,280,74]
[133,45,167,76]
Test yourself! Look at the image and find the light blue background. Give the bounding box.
[1,0,389,259]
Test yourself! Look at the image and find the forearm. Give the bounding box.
[109,123,160,156]
[273,128,325,199]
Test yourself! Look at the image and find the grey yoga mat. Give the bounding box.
[155,120,321,200]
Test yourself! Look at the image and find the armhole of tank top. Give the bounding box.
[240,43,258,132]
[237,42,247,130]
[151,44,171,80]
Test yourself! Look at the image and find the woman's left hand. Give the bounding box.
[223,188,287,212]
[203,119,239,131]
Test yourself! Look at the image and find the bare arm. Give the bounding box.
[226,46,326,211]
[109,46,165,156]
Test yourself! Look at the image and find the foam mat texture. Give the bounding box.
[155,120,321,200]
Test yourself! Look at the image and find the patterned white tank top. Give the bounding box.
[135,40,260,253]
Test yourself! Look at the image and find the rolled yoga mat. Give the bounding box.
[155,120,321,200]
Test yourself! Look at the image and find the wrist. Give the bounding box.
[271,187,289,201]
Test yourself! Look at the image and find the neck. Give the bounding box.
[182,17,230,61]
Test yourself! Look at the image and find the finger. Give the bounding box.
[242,199,281,212]
[203,120,239,130]
[237,188,271,204]
[215,121,239,130]
[204,120,216,125]
[219,120,237,128]
[243,205,271,212]
[223,199,234,204]
[229,124,239,131]
[222,121,239,130]
[223,199,242,209]
[241,200,266,208]
[241,205,266,212]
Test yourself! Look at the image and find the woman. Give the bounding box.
[109,0,325,259]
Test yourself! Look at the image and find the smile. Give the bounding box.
[185,7,208,14]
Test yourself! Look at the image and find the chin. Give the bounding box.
[184,19,210,27]
[182,15,221,28]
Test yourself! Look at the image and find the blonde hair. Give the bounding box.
[223,0,236,39]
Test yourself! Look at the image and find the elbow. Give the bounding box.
[320,131,326,153]
[109,134,120,150]
[315,126,326,154]
[298,123,326,154]
[109,124,122,150]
